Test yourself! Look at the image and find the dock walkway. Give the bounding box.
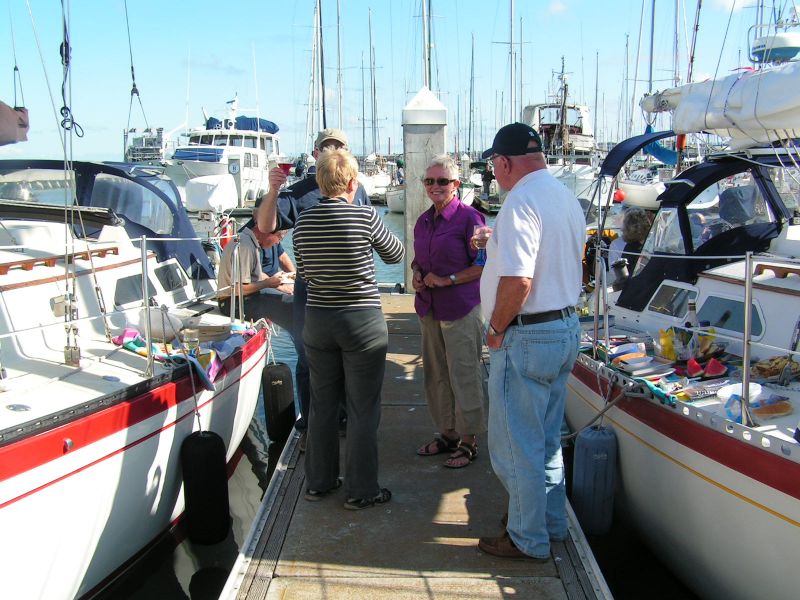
[222,293,611,600]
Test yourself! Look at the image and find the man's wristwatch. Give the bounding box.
[488,323,504,336]
[449,274,457,285]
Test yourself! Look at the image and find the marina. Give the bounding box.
[4,1,800,598]
[221,292,610,600]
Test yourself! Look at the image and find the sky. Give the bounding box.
[0,0,768,162]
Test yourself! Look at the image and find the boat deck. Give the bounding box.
[223,293,611,600]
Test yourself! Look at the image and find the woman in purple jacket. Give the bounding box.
[412,154,487,468]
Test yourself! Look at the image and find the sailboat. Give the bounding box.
[0,160,270,599]
[521,59,600,206]
[564,9,800,599]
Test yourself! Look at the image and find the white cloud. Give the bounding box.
[550,1,568,14]
[710,0,743,12]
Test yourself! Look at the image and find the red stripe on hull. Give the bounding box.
[0,329,267,486]
[572,361,800,500]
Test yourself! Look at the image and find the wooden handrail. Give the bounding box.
[0,246,119,276]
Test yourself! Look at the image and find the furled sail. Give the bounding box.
[641,61,800,150]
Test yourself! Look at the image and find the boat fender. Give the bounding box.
[262,362,296,443]
[571,425,617,535]
[217,217,235,250]
[181,431,230,544]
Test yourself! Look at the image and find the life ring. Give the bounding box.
[217,217,235,249]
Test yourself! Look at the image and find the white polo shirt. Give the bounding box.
[480,168,585,322]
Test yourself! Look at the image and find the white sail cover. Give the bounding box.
[185,174,238,212]
[640,61,800,149]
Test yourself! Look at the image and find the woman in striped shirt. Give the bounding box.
[293,148,404,510]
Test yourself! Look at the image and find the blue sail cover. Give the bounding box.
[642,124,677,165]
[204,116,279,134]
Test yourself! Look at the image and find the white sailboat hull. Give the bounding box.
[385,187,405,214]
[0,334,265,599]
[566,361,800,600]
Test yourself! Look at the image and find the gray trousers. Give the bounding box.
[303,306,388,499]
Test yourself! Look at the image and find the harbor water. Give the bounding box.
[102,209,696,600]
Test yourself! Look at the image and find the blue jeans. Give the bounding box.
[487,314,580,558]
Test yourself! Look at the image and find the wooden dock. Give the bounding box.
[220,293,612,600]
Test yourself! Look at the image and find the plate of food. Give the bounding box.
[750,355,800,382]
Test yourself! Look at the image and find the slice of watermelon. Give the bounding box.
[687,357,704,378]
[704,357,728,378]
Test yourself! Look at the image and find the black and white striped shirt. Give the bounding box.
[293,197,404,308]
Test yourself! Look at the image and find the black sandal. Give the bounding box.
[304,478,342,502]
[343,487,392,510]
[444,442,478,468]
[416,434,460,456]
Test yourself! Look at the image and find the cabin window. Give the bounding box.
[251,154,258,168]
[243,153,252,168]
[770,167,800,212]
[647,284,697,318]
[213,135,229,146]
[89,174,174,234]
[155,263,187,292]
[244,136,257,148]
[697,295,763,337]
[229,135,243,147]
[634,207,685,275]
[114,273,157,307]
[263,138,274,154]
[199,135,213,145]
[0,170,75,205]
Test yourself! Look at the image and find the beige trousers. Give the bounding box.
[419,305,487,435]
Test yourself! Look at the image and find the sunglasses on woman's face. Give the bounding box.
[423,177,456,186]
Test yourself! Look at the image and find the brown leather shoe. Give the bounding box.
[478,531,549,562]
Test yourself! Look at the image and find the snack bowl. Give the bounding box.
[717,382,763,402]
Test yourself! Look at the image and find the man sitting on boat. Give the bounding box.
[216,211,295,332]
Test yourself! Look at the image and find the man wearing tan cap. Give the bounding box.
[256,128,371,449]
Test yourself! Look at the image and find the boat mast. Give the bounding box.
[559,57,569,156]
[468,34,475,157]
[369,9,377,154]
[422,0,430,88]
[318,0,327,129]
[509,0,515,120]
[648,0,656,94]
[673,0,681,87]
[686,0,702,84]
[337,0,343,128]
[361,53,366,155]
[306,4,319,151]
[519,17,523,119]
[593,51,599,143]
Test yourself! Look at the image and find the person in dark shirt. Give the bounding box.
[255,128,371,445]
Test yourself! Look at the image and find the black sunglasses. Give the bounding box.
[423,177,457,186]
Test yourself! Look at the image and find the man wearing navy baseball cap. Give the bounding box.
[474,122,585,562]
[480,122,544,159]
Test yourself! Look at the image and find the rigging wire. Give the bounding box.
[8,2,25,108]
[123,0,150,132]
[58,0,82,137]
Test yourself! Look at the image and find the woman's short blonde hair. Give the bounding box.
[315,148,359,197]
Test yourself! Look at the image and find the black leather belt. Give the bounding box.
[510,306,575,327]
